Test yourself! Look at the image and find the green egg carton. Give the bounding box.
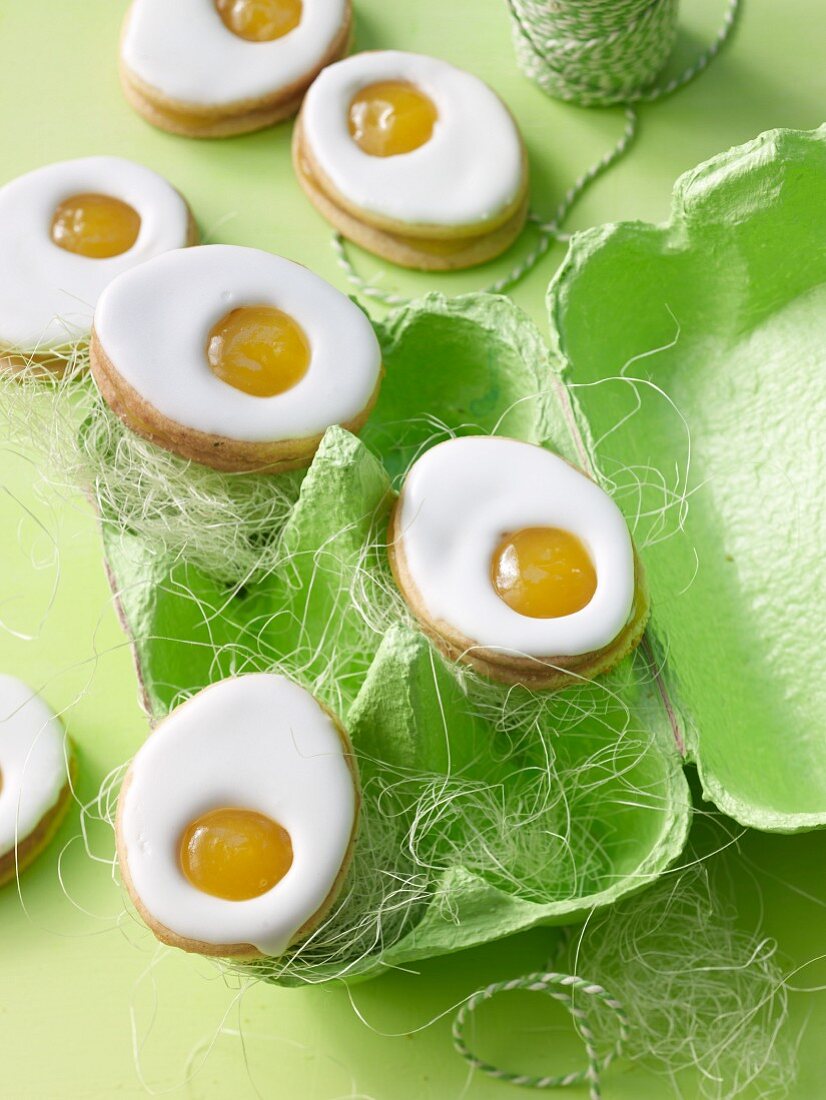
[101,125,826,981]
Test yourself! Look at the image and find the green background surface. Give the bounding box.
[0,1,824,1097]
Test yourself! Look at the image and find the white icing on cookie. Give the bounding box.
[121,0,349,109]
[0,157,191,353]
[119,674,357,956]
[0,675,67,858]
[395,437,636,658]
[301,51,525,228]
[93,244,382,443]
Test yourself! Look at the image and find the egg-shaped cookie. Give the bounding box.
[120,0,352,137]
[0,675,74,887]
[116,673,359,957]
[294,51,529,270]
[0,157,197,373]
[89,244,383,472]
[389,436,649,689]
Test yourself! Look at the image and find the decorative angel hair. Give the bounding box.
[568,855,793,1099]
[4,359,793,1094]
[0,356,304,583]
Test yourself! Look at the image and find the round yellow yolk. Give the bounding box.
[206,305,311,397]
[348,81,438,157]
[179,807,293,901]
[491,527,597,619]
[215,0,302,41]
[50,193,141,259]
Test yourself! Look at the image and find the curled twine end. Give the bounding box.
[451,971,629,1098]
[332,0,741,308]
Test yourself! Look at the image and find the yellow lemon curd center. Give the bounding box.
[50,193,141,259]
[348,81,438,157]
[490,526,598,619]
[206,305,311,397]
[215,0,302,42]
[179,806,293,901]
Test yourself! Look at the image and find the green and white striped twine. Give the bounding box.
[332,0,742,307]
[451,970,629,1098]
[509,0,680,106]
[508,0,741,105]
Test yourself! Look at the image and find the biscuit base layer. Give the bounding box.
[120,11,352,139]
[0,210,199,378]
[115,702,360,959]
[89,328,382,474]
[0,758,75,888]
[388,500,651,691]
[292,124,530,272]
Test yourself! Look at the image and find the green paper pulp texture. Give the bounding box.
[547,125,826,833]
[102,126,825,977]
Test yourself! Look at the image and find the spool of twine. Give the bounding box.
[508,0,681,105]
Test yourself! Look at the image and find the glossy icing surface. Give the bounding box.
[348,80,438,157]
[122,0,348,108]
[395,436,636,657]
[216,0,303,43]
[179,806,294,900]
[206,304,311,397]
[119,674,357,955]
[301,51,524,228]
[0,157,191,352]
[93,244,382,443]
[50,193,142,259]
[0,675,67,858]
[490,526,598,619]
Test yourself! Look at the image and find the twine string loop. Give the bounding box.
[451,970,629,1099]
